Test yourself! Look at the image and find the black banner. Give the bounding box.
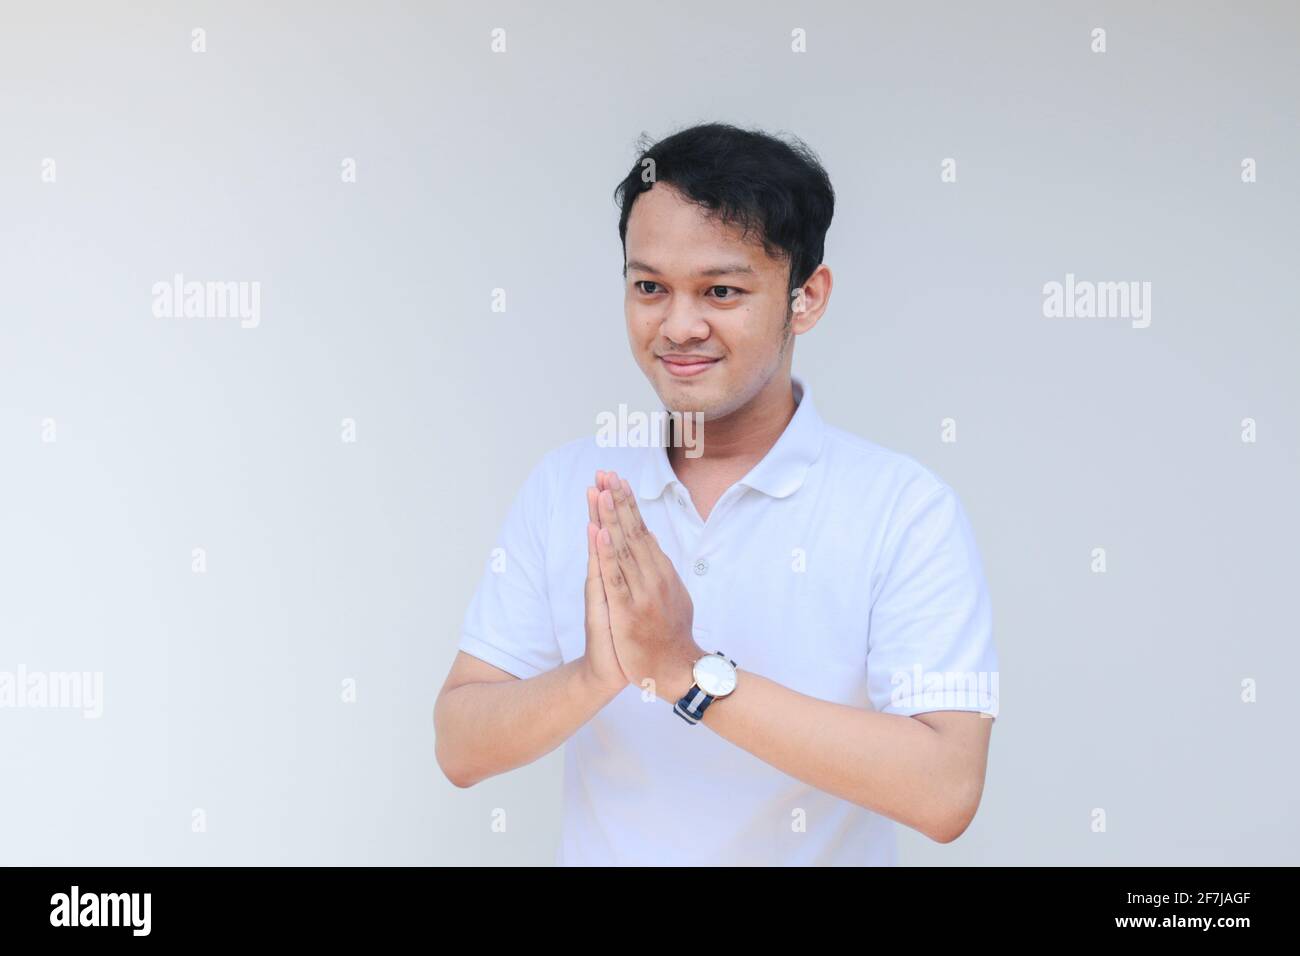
[0,866,1285,942]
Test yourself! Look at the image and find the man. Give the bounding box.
[435,122,999,866]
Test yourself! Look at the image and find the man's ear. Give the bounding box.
[790,264,832,335]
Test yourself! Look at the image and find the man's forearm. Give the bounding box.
[436,657,620,788]
[693,668,985,842]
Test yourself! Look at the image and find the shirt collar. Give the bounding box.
[635,375,825,501]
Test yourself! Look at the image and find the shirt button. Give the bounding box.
[676,494,686,507]
[693,559,709,576]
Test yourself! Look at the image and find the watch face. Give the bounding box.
[693,654,737,697]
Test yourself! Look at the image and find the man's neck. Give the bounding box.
[667,376,798,481]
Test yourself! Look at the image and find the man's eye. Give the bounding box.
[635,281,661,294]
[708,286,740,299]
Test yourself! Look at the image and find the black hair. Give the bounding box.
[613,122,835,300]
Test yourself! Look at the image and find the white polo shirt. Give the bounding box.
[458,376,999,866]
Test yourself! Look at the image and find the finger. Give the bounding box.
[608,471,657,570]
[586,487,610,605]
[585,487,602,579]
[617,476,674,575]
[613,474,648,537]
[598,486,644,596]
[585,521,609,617]
[595,525,632,608]
[586,487,601,568]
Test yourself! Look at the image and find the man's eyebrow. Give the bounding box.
[625,260,756,277]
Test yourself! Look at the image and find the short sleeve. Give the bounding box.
[457,453,563,679]
[866,484,999,718]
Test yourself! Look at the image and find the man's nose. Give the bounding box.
[660,295,710,345]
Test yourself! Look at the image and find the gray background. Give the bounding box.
[1,1,1296,865]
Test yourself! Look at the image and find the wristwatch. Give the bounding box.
[673,651,738,725]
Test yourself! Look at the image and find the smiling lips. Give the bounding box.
[659,354,722,378]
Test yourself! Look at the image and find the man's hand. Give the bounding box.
[593,470,704,701]
[581,472,631,697]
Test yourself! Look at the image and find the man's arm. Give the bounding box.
[683,673,991,844]
[436,478,629,788]
[592,470,994,844]
[434,651,620,789]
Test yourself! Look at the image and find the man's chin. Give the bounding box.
[651,375,720,416]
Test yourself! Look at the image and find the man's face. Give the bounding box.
[623,183,794,419]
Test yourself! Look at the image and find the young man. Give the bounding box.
[435,123,999,866]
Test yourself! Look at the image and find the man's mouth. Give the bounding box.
[659,355,722,378]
